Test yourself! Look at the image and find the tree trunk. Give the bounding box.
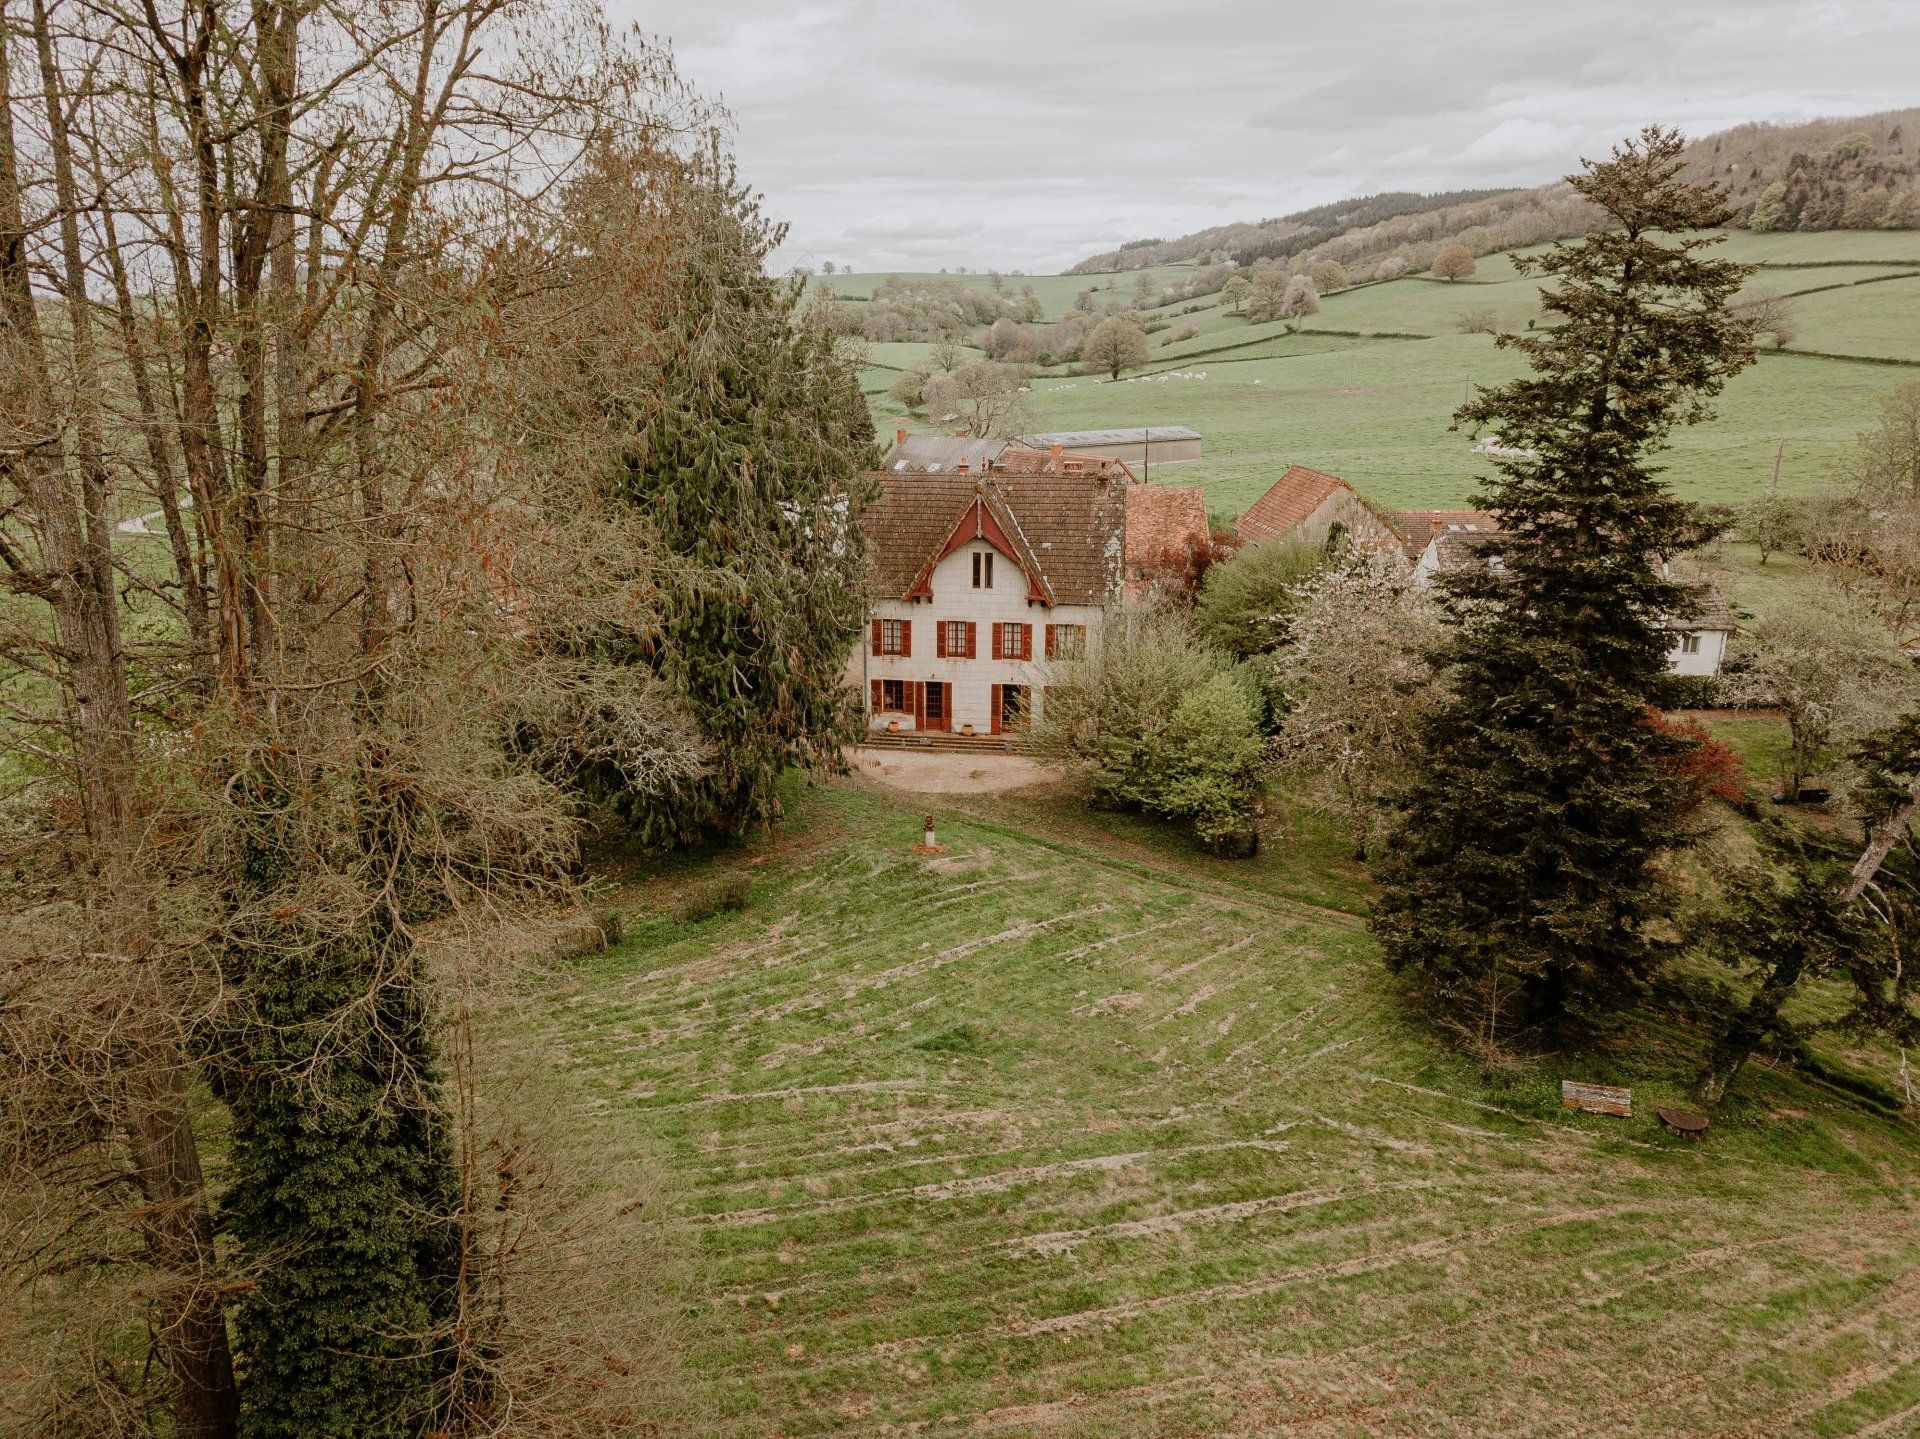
[1697,770,1920,1109]
[1694,945,1808,1108]
[123,1060,239,1439]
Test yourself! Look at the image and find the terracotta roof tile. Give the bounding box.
[1391,508,1501,558]
[865,469,1128,607]
[1235,465,1354,544]
[1124,484,1209,571]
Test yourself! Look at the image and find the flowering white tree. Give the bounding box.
[1274,554,1447,857]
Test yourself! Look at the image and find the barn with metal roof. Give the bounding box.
[1018,426,1201,468]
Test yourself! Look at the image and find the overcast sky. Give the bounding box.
[611,1,1917,275]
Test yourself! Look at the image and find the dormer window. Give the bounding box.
[972,552,993,589]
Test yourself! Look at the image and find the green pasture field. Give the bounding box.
[538,779,1920,1437]
[1002,337,1902,516]
[862,231,1920,517]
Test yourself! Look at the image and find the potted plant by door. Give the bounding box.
[887,719,900,733]
[961,723,975,736]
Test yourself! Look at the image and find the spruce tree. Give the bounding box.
[1372,128,1756,1035]
[606,163,876,846]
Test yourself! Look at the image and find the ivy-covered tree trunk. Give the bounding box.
[1372,128,1757,1036]
[218,766,459,1439]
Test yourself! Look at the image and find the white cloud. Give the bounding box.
[610,0,1920,273]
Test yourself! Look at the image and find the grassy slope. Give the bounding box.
[1008,337,1896,516]
[545,781,1920,1437]
[857,233,1920,517]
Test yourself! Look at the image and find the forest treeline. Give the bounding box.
[1073,107,1920,277]
[0,4,869,1436]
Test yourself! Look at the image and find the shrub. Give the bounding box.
[1161,322,1200,346]
[1193,537,1331,658]
[1456,307,1499,335]
[1034,611,1266,855]
[677,873,752,923]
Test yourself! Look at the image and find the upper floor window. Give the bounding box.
[880,618,908,656]
[972,551,993,589]
[1047,623,1087,660]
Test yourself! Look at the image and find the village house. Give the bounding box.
[1232,464,1404,552]
[1397,519,1737,675]
[859,442,1206,738]
[1235,466,1737,677]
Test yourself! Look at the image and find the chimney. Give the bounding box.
[896,427,908,447]
[957,459,968,474]
[1049,443,1063,469]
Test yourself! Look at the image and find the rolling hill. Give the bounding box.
[1069,109,1920,280]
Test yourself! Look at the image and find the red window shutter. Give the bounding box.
[966,622,977,658]
[936,622,947,659]
[871,619,881,657]
[1021,625,1034,661]
[900,620,911,657]
[913,681,926,728]
[992,624,1004,660]
[990,684,1002,735]
[1045,624,1055,660]
[870,678,881,712]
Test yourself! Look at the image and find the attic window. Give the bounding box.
[972,552,993,589]
[893,461,907,471]
[927,463,942,472]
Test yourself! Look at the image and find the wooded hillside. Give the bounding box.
[1071,108,1920,277]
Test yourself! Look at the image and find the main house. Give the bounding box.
[859,441,1206,737]
[1235,466,1737,677]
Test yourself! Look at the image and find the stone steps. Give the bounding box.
[860,731,1025,755]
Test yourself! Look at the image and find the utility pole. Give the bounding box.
[1143,426,1151,485]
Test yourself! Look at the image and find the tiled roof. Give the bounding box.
[1124,484,1209,572]
[865,469,1128,607]
[995,447,1136,482]
[1020,426,1201,447]
[1392,508,1501,558]
[1664,587,1736,632]
[884,434,1011,474]
[1234,465,1353,544]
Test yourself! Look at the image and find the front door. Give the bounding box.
[923,681,950,732]
[998,683,1028,733]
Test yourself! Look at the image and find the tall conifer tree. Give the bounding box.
[1373,128,1756,1034]
[606,160,877,846]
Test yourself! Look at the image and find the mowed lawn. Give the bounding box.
[533,781,1920,1438]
